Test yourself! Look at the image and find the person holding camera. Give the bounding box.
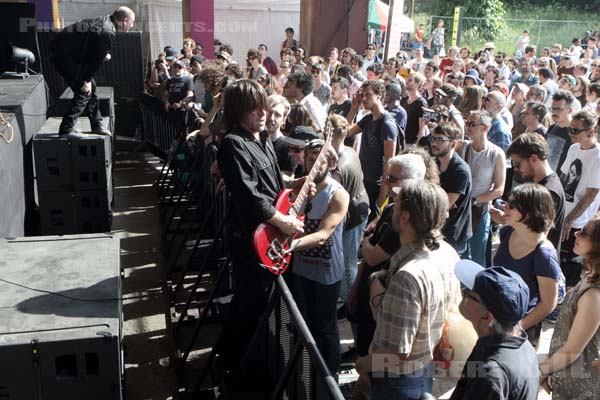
[50,6,135,135]
[162,60,194,134]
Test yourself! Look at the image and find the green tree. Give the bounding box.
[433,0,506,41]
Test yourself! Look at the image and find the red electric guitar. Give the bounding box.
[253,126,333,275]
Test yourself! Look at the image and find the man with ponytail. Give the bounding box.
[355,180,461,399]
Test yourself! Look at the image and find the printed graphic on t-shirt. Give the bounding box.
[299,218,332,261]
[564,158,583,203]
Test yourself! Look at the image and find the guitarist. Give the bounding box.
[290,140,350,377]
[216,79,304,385]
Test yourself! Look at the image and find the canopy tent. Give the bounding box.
[368,0,389,31]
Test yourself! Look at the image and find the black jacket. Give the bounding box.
[50,15,116,87]
[450,332,539,400]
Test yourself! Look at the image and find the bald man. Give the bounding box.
[50,6,136,135]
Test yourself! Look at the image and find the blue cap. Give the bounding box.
[455,260,530,326]
[464,69,483,85]
[165,47,178,60]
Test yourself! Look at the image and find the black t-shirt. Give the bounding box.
[546,124,571,172]
[439,153,473,243]
[329,100,355,146]
[357,112,399,183]
[272,136,294,172]
[400,96,427,144]
[531,126,548,136]
[166,74,193,104]
[539,172,565,255]
[367,203,400,267]
[328,100,352,118]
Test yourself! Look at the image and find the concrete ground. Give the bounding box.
[113,149,553,399]
[112,150,178,400]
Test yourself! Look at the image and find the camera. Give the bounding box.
[423,111,442,123]
[154,59,164,69]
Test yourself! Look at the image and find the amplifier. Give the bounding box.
[34,117,113,193]
[50,87,116,125]
[0,234,122,400]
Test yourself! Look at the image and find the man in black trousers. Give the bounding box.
[50,6,135,135]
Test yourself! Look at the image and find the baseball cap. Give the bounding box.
[173,60,186,69]
[216,51,232,63]
[190,55,206,65]
[492,82,510,98]
[165,47,178,61]
[436,83,459,98]
[562,74,577,87]
[455,260,530,326]
[464,69,483,85]
[484,42,495,49]
[282,126,321,147]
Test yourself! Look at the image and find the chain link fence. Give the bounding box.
[428,15,598,56]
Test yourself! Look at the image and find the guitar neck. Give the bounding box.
[289,133,332,217]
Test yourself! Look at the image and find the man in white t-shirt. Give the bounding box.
[407,46,428,74]
[516,30,530,54]
[560,110,600,286]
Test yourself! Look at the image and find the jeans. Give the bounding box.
[449,239,470,260]
[467,210,490,267]
[369,363,433,400]
[364,180,382,222]
[293,275,341,376]
[61,78,102,132]
[340,218,368,302]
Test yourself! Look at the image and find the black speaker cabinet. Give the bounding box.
[0,234,122,400]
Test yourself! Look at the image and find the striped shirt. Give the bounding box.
[371,241,460,375]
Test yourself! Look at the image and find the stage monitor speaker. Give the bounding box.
[0,3,41,73]
[0,234,123,400]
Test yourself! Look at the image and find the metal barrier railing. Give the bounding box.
[151,105,345,399]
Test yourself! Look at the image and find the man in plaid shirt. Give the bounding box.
[355,180,461,399]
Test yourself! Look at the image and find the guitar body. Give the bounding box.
[253,123,332,275]
[253,189,301,275]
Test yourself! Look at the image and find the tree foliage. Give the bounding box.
[432,0,506,41]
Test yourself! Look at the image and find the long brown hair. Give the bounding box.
[584,214,600,284]
[460,85,485,118]
[222,79,268,133]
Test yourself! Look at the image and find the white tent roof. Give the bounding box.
[214,0,300,12]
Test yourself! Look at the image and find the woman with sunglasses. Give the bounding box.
[492,183,562,347]
[573,76,589,107]
[539,214,600,399]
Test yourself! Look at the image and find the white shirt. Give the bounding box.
[300,93,327,131]
[560,143,600,228]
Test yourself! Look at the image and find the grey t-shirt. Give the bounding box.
[335,146,369,229]
[459,141,504,208]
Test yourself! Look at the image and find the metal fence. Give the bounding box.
[149,103,345,399]
[428,15,598,56]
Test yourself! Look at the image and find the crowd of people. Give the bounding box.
[144,26,600,400]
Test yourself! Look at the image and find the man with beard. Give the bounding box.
[355,180,460,399]
[291,140,349,377]
[431,123,472,258]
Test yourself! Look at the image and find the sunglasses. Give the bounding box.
[288,146,303,153]
[306,139,325,149]
[386,175,404,183]
[465,120,483,127]
[461,288,482,304]
[431,136,453,144]
[569,126,588,135]
[577,228,592,238]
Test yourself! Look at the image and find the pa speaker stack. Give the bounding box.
[34,118,113,235]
